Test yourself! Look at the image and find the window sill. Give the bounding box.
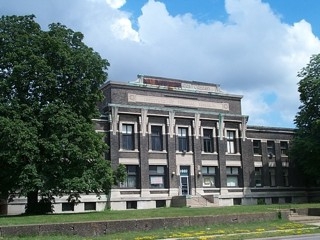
[149,150,167,153]
[226,153,241,156]
[176,151,193,154]
[119,149,139,153]
[201,152,218,155]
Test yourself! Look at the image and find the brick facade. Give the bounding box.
[2,75,314,215]
[99,75,311,210]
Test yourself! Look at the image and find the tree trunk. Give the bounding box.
[0,198,8,215]
[26,190,39,214]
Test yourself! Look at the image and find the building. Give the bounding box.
[2,75,314,214]
[96,75,309,210]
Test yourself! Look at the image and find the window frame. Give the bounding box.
[226,130,237,154]
[253,140,262,155]
[280,141,289,156]
[226,167,239,187]
[254,167,262,187]
[120,165,139,188]
[283,168,289,186]
[177,126,189,152]
[149,165,167,188]
[269,168,276,187]
[203,128,214,153]
[121,123,135,150]
[267,141,275,156]
[201,166,216,187]
[151,125,163,151]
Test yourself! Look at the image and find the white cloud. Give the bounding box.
[1,0,320,127]
[105,0,126,9]
[111,18,140,42]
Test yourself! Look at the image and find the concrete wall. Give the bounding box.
[0,212,280,238]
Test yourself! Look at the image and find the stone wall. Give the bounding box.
[0,212,280,237]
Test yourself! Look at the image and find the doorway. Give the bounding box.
[180,166,190,196]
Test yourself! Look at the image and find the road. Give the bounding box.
[251,233,320,240]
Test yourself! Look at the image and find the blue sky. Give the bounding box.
[1,0,320,128]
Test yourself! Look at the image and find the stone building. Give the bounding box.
[96,75,308,210]
[2,74,311,215]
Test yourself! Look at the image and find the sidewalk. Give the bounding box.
[289,213,320,226]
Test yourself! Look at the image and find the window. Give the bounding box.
[280,141,288,155]
[122,124,134,150]
[254,167,262,187]
[120,165,138,188]
[62,203,74,211]
[283,168,289,186]
[126,201,137,209]
[226,167,239,187]
[226,130,236,154]
[151,126,163,151]
[253,140,262,155]
[269,168,276,187]
[149,166,166,188]
[267,141,275,156]
[285,197,292,203]
[201,166,216,187]
[156,200,166,208]
[233,198,242,205]
[257,198,265,205]
[178,127,188,152]
[84,202,96,211]
[203,129,214,153]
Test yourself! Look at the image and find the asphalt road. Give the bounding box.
[251,233,320,240]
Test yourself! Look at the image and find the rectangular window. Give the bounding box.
[283,168,289,186]
[203,129,214,153]
[253,140,262,155]
[62,203,74,212]
[272,197,279,204]
[226,167,239,187]
[126,201,137,209]
[151,126,163,151]
[156,200,166,208]
[269,168,276,187]
[254,167,262,187]
[227,130,236,154]
[122,124,134,150]
[280,141,288,155]
[201,166,216,187]
[267,141,275,155]
[120,165,138,188]
[149,166,166,188]
[178,127,188,152]
[84,202,96,211]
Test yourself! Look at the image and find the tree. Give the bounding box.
[291,54,320,183]
[0,15,125,214]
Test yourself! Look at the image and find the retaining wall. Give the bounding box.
[0,212,281,237]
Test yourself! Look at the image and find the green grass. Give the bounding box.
[2,219,320,239]
[0,203,319,226]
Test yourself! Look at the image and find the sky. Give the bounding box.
[1,0,320,128]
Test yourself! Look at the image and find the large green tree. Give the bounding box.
[291,54,320,182]
[0,15,124,214]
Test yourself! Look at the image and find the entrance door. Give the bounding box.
[180,166,190,196]
[180,176,189,195]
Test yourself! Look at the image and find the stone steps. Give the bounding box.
[289,209,320,226]
[186,195,216,208]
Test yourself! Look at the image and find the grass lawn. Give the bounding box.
[1,219,320,239]
[1,203,320,239]
[1,203,320,226]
